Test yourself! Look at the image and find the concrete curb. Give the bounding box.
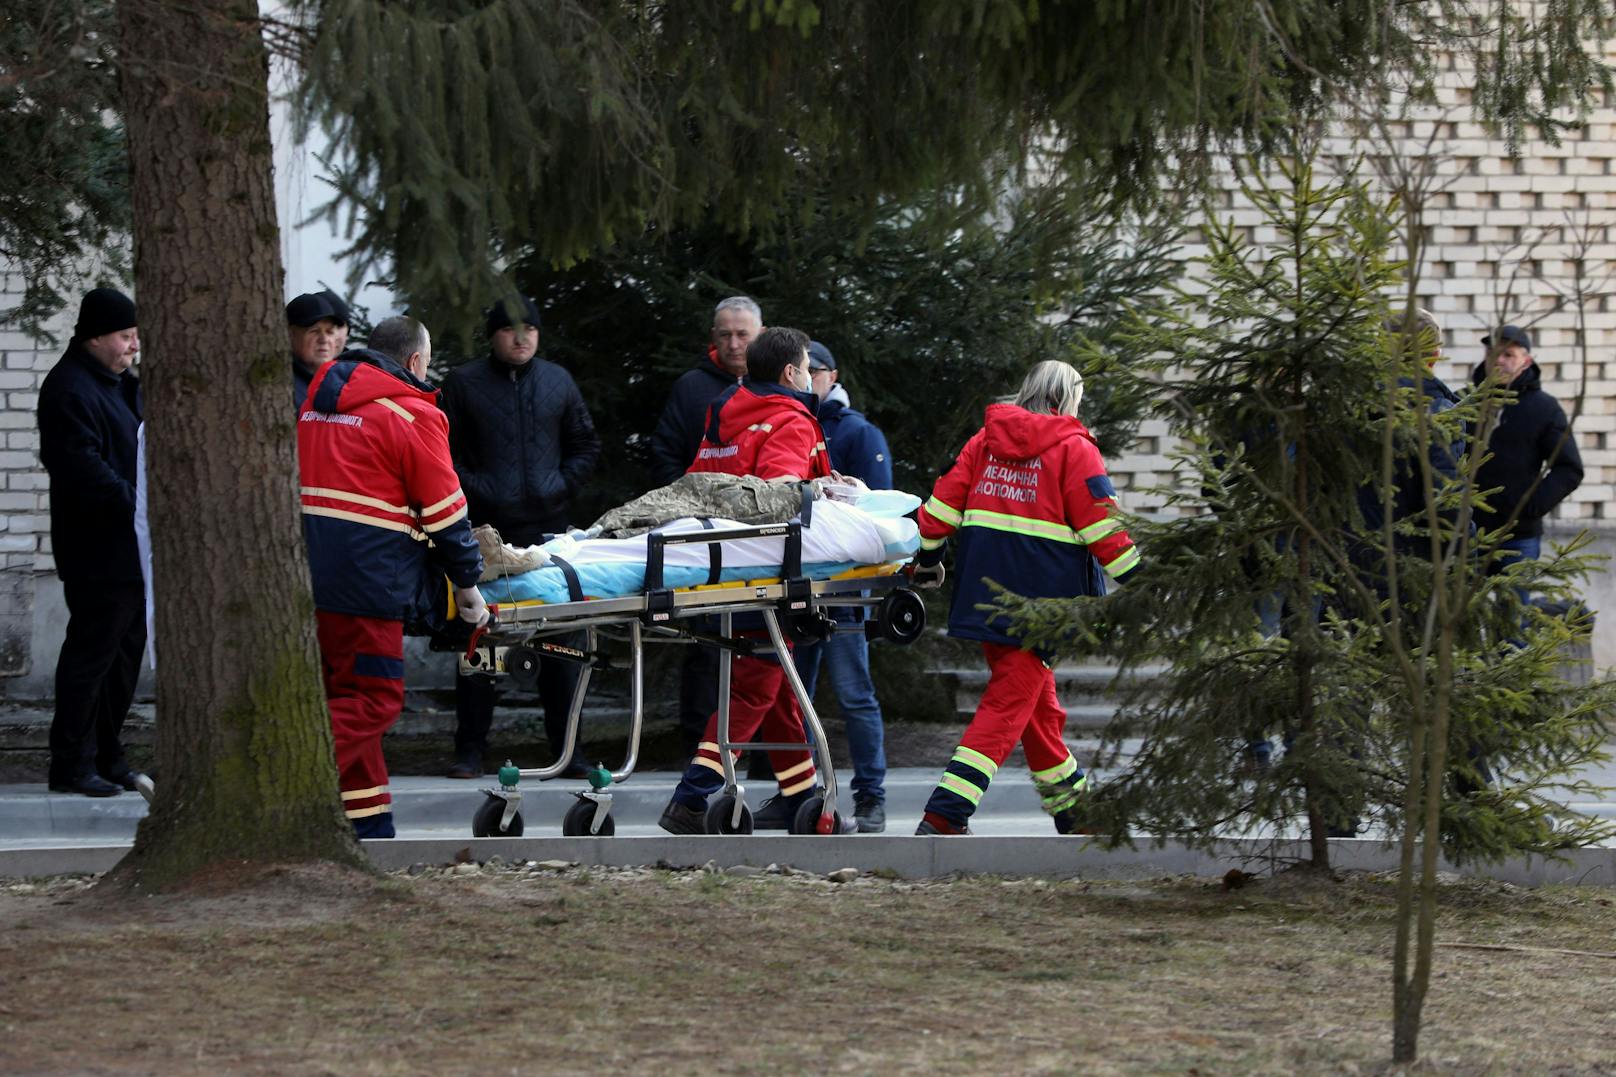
[5,836,1613,886]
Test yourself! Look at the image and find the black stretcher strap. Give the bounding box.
[798,482,814,528]
[699,518,722,585]
[548,554,585,603]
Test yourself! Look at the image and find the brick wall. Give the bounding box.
[1108,54,1616,527]
[0,271,69,678]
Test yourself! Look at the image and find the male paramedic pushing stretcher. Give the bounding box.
[298,318,487,839]
[658,326,834,835]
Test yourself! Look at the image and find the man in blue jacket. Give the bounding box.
[793,340,894,831]
[288,289,350,410]
[37,288,146,797]
[438,295,601,779]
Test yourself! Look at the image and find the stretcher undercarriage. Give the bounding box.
[433,521,927,838]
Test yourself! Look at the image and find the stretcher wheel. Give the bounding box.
[875,589,926,645]
[562,798,615,837]
[789,795,847,836]
[705,795,753,835]
[472,795,524,837]
[505,646,541,690]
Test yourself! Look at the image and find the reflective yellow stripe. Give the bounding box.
[779,773,816,797]
[300,486,410,515]
[344,803,391,819]
[1077,517,1124,544]
[939,772,985,805]
[774,758,814,782]
[301,504,426,541]
[341,785,388,801]
[747,422,774,433]
[693,755,728,775]
[422,488,466,516]
[1103,546,1141,578]
[375,397,416,423]
[961,509,1080,545]
[952,745,998,780]
[1031,755,1078,784]
[920,536,945,551]
[924,496,963,527]
[422,504,468,533]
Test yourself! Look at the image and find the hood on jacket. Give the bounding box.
[1472,358,1543,393]
[707,382,816,442]
[982,402,1094,460]
[310,348,437,414]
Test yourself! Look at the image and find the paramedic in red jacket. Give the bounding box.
[658,326,833,834]
[912,360,1140,836]
[299,316,487,839]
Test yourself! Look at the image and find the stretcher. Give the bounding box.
[435,514,927,839]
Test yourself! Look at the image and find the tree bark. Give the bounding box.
[107,0,364,888]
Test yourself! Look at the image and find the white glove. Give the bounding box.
[911,562,946,590]
[454,586,490,627]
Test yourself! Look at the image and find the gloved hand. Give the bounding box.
[911,562,946,590]
[454,585,490,627]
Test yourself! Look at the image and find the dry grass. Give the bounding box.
[2,861,1614,1075]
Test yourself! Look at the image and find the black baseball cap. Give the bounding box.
[286,290,350,328]
[1481,324,1532,352]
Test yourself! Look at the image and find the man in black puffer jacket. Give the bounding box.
[37,288,147,797]
[439,295,602,778]
[1471,324,1583,570]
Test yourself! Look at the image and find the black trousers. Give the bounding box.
[49,580,146,784]
[455,644,583,764]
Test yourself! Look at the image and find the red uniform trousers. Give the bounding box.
[923,643,1083,828]
[672,649,817,806]
[315,610,405,839]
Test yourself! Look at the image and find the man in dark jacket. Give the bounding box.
[288,290,350,410]
[648,296,761,754]
[1471,324,1583,569]
[37,288,146,797]
[438,295,602,778]
[792,340,894,831]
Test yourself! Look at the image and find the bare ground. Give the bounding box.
[2,862,1615,1075]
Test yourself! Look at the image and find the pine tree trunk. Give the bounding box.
[106,0,364,888]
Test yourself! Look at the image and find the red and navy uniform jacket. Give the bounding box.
[687,381,833,481]
[917,403,1140,646]
[299,349,484,623]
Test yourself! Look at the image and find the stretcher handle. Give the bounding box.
[644,522,802,592]
[464,602,500,661]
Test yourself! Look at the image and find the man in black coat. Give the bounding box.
[438,295,602,778]
[288,289,350,410]
[37,288,147,797]
[1471,324,1584,570]
[647,296,760,754]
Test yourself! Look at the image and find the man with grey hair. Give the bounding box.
[650,296,765,753]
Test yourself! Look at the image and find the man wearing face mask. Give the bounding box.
[660,327,836,834]
[288,289,352,410]
[37,288,147,797]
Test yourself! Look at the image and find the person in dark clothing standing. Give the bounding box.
[438,295,602,778]
[792,340,894,831]
[647,296,758,484]
[288,290,351,410]
[1471,324,1583,573]
[37,288,147,797]
[648,296,761,754]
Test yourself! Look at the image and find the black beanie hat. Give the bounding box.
[485,295,542,336]
[74,288,137,342]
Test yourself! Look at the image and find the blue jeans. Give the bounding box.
[1494,534,1541,604]
[792,630,887,802]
